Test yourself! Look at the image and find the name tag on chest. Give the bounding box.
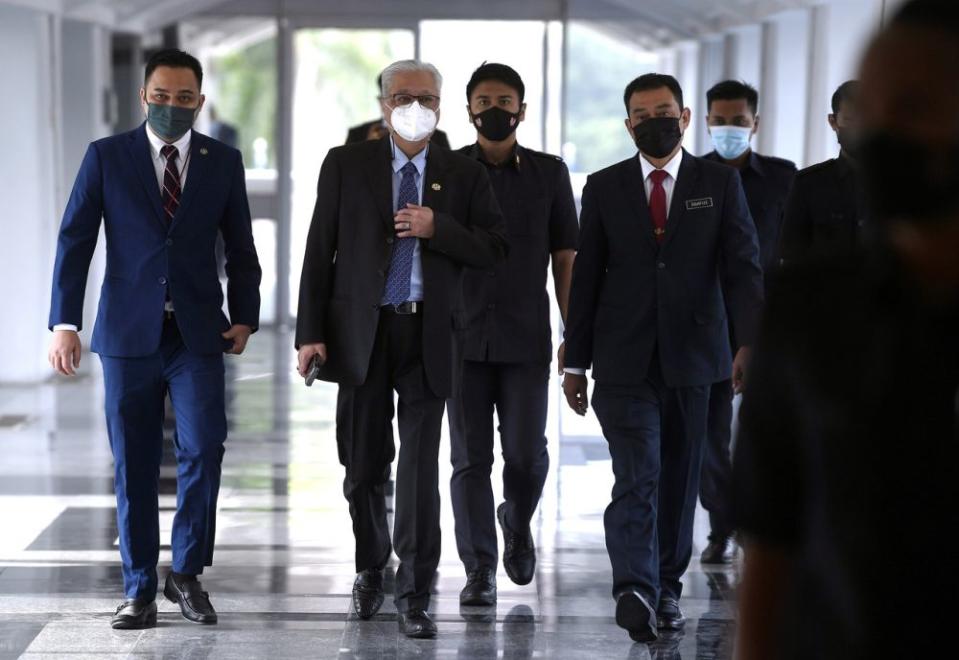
[685,197,713,210]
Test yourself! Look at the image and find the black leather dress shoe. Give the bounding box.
[615,589,657,643]
[352,568,385,620]
[111,598,157,629]
[656,597,686,630]
[398,609,437,639]
[497,503,535,585]
[460,567,497,606]
[700,535,730,565]
[163,573,217,624]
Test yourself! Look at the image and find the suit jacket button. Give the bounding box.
[377,270,385,277]
[657,262,666,269]
[386,237,394,245]
[159,277,167,285]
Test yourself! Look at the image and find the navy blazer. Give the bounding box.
[49,123,261,357]
[564,150,763,388]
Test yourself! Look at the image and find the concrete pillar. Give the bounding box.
[0,4,62,382]
[757,9,812,167]
[693,36,723,155]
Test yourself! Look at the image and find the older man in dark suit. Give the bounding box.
[562,73,763,644]
[295,59,507,639]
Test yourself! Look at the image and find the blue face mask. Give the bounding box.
[710,126,753,160]
[146,103,197,141]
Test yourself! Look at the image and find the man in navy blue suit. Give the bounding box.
[47,49,261,629]
[562,73,763,643]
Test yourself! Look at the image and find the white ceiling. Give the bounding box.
[13,0,869,45]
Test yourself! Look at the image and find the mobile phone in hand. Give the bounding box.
[305,354,323,387]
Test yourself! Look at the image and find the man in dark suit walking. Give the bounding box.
[47,49,261,629]
[562,73,763,643]
[698,80,797,564]
[779,81,865,263]
[295,59,507,639]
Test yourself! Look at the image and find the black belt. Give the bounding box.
[381,301,423,315]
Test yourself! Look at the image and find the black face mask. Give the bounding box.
[472,106,521,142]
[632,116,682,159]
[859,130,959,226]
[836,126,862,161]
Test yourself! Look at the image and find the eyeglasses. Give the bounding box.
[383,93,441,110]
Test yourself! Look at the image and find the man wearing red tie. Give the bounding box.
[562,74,763,643]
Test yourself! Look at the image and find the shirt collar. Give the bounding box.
[469,142,522,171]
[145,122,192,159]
[391,136,429,176]
[639,147,683,181]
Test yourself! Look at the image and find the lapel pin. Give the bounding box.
[431,182,441,191]
[200,148,208,155]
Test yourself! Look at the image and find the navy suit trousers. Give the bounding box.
[100,318,227,600]
[592,357,709,606]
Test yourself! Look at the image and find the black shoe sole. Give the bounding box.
[163,581,218,624]
[497,504,536,586]
[459,594,497,607]
[616,593,657,643]
[111,612,157,630]
[656,615,686,631]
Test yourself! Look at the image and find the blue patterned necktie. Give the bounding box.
[382,161,419,306]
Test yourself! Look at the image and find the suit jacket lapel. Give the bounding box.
[421,144,450,213]
[170,130,208,230]
[128,123,166,228]
[365,137,396,233]
[662,150,700,251]
[622,156,658,251]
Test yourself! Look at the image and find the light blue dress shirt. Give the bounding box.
[390,138,426,302]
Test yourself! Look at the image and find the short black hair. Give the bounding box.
[145,48,203,89]
[466,62,525,103]
[706,80,759,116]
[623,73,683,113]
[830,80,859,115]
[892,0,959,35]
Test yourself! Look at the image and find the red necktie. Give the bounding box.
[648,169,669,243]
[160,145,181,224]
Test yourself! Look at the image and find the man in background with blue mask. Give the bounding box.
[47,48,261,629]
[699,80,796,565]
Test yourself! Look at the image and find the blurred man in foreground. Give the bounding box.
[735,1,959,657]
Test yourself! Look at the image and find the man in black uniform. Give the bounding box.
[449,63,578,607]
[735,2,959,657]
[698,80,796,564]
[779,81,864,263]
[346,74,451,149]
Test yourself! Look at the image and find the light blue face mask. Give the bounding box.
[710,126,753,160]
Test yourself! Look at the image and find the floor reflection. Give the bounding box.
[0,329,737,659]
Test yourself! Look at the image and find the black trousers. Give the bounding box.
[446,360,550,572]
[335,310,445,612]
[700,378,735,539]
[592,358,710,605]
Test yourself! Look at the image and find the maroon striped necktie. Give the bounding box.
[160,145,181,224]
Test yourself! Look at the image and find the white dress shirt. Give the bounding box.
[563,149,684,376]
[53,126,193,333]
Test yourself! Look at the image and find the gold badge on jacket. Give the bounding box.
[431,182,441,191]
[199,148,209,155]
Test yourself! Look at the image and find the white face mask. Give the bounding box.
[389,101,438,142]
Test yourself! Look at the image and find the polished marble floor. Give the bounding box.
[0,329,738,659]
